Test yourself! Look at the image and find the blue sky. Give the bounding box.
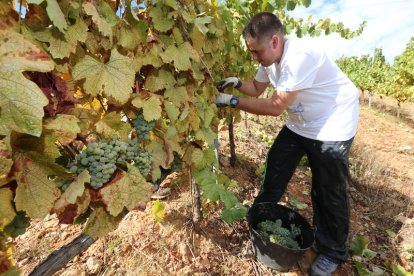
[288,0,414,63]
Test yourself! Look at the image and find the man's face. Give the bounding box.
[245,35,278,67]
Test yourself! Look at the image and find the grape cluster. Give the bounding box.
[69,138,152,190]
[57,179,73,191]
[258,219,302,249]
[132,112,156,140]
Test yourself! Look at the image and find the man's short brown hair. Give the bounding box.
[243,12,284,43]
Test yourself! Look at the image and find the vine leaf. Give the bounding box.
[192,148,216,169]
[83,206,123,239]
[191,25,205,52]
[152,199,165,222]
[72,49,135,104]
[221,203,247,224]
[27,0,45,4]
[44,114,80,133]
[143,96,162,121]
[0,29,54,73]
[14,154,63,219]
[100,165,152,217]
[149,139,169,180]
[194,16,212,34]
[164,86,189,107]
[45,0,67,33]
[160,42,200,71]
[194,168,224,201]
[164,126,183,156]
[149,5,174,32]
[83,2,115,38]
[0,142,13,186]
[3,211,30,238]
[0,28,54,136]
[95,112,130,139]
[0,73,49,137]
[10,132,61,161]
[54,171,89,211]
[135,44,163,69]
[164,101,179,123]
[144,69,175,92]
[0,188,16,228]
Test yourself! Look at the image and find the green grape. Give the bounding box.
[69,165,78,173]
[81,158,89,166]
[133,149,151,176]
[132,112,156,141]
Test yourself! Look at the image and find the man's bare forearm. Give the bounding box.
[237,80,269,97]
[237,98,283,116]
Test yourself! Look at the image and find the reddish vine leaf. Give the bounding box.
[0,28,54,136]
[0,29,54,73]
[54,171,89,211]
[0,141,13,187]
[100,165,152,217]
[13,153,64,219]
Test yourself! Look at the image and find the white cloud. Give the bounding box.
[287,0,414,63]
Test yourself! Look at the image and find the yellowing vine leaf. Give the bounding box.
[83,2,115,38]
[14,154,63,219]
[164,101,179,122]
[0,73,49,137]
[0,29,54,73]
[150,139,169,177]
[54,171,89,211]
[164,86,189,107]
[142,96,162,121]
[0,188,16,228]
[160,42,200,71]
[95,112,131,139]
[83,206,123,239]
[44,114,80,133]
[194,16,212,34]
[100,165,152,217]
[191,25,205,52]
[149,5,174,32]
[144,69,175,92]
[72,49,135,104]
[46,0,67,33]
[151,199,165,222]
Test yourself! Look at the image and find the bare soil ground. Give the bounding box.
[13,101,414,276]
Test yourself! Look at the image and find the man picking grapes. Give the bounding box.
[215,12,359,276]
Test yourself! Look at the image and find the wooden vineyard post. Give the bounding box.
[29,234,96,276]
[189,167,203,223]
[229,113,236,167]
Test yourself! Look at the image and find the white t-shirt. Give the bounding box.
[255,37,359,141]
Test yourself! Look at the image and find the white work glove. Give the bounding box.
[216,77,242,92]
[216,93,233,107]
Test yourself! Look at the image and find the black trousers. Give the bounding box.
[253,126,354,261]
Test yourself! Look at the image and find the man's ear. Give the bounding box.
[271,35,279,49]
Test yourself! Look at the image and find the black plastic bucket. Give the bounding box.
[247,202,315,271]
